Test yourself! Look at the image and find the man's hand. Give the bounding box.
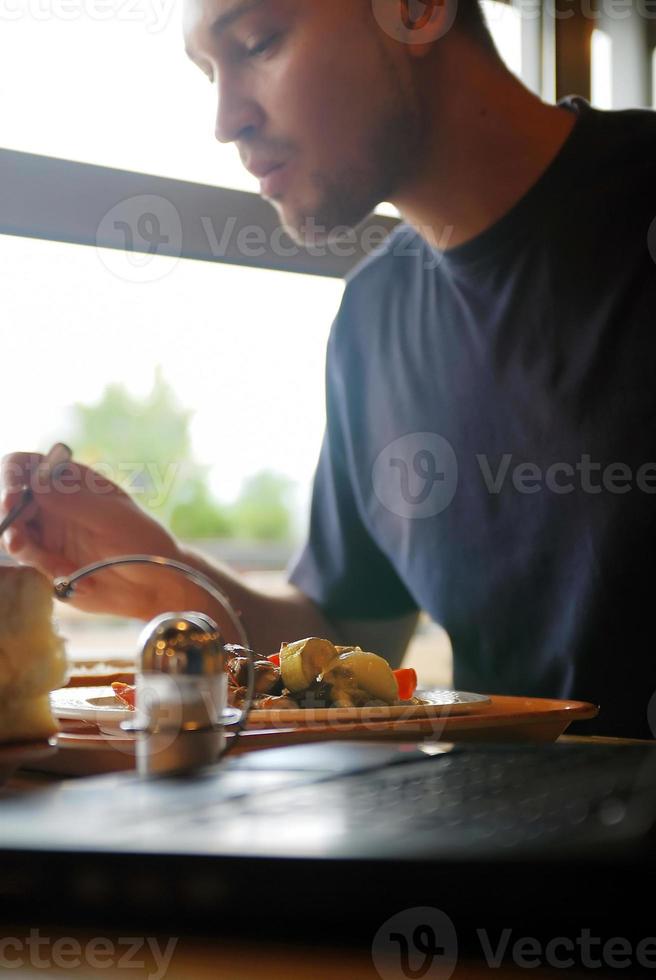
[0,451,188,621]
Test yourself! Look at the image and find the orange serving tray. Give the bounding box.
[26,695,599,777]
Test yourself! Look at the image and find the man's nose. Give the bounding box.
[214,78,263,144]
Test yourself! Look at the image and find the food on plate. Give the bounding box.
[108,637,418,713]
[0,565,68,742]
[111,681,136,709]
[321,649,400,707]
[279,636,336,693]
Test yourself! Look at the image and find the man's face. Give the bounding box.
[183,0,426,243]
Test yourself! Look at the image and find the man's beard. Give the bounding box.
[282,72,425,247]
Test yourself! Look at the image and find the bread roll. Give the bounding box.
[0,565,68,742]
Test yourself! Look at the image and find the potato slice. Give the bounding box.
[279,637,337,693]
[321,649,398,706]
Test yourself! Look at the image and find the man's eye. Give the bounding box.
[245,33,279,58]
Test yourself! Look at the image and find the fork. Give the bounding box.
[0,443,72,538]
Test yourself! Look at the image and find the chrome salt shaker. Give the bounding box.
[53,554,256,777]
[129,611,235,776]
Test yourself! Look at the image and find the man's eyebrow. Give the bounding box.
[209,0,266,39]
[186,0,266,62]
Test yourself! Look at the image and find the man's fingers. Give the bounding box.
[3,535,79,584]
[2,455,129,530]
[1,452,44,488]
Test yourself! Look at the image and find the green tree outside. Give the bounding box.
[64,366,295,541]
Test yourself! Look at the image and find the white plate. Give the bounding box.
[50,686,491,733]
[50,686,243,735]
[50,687,134,733]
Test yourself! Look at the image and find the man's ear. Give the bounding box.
[372,0,458,54]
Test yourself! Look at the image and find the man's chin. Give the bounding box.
[273,202,371,250]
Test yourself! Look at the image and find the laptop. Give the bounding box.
[1,740,655,953]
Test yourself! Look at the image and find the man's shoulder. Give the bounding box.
[572,100,656,181]
[328,222,430,369]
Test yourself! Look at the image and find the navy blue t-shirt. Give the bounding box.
[289,98,656,739]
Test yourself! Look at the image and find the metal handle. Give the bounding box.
[53,553,250,648]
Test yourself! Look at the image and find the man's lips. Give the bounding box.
[245,159,290,198]
[259,162,289,198]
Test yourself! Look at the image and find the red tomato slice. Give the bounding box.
[394,668,418,701]
[111,681,136,710]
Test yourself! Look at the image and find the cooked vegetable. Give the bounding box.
[111,639,413,715]
[321,648,399,707]
[228,657,282,695]
[111,681,136,709]
[394,668,418,701]
[279,637,337,693]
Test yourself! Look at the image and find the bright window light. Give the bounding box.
[0,233,343,519]
[591,29,613,110]
[0,2,250,190]
[482,0,523,79]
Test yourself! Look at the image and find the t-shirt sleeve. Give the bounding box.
[288,318,419,621]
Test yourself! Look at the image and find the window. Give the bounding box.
[482,0,523,79]
[591,29,613,110]
[0,2,250,190]
[0,232,341,512]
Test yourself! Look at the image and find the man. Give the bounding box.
[2,0,656,737]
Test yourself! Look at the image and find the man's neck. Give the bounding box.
[391,35,577,251]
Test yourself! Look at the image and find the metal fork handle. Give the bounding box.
[53,553,251,649]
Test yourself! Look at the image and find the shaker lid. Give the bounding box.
[137,611,225,676]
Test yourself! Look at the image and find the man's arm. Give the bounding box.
[178,544,419,665]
